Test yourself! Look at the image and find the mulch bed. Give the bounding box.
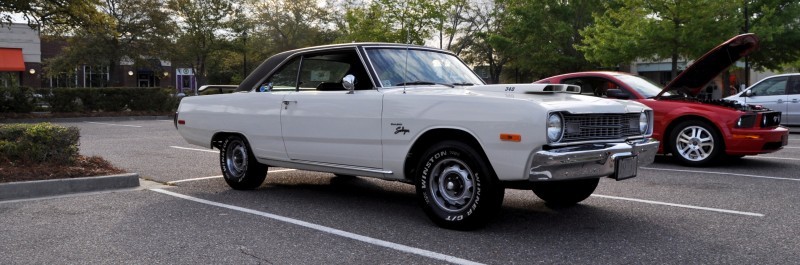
[0,156,125,184]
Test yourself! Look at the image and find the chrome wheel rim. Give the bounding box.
[675,125,715,162]
[428,158,475,212]
[225,140,248,180]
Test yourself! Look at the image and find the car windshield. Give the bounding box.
[365,48,484,88]
[615,74,672,98]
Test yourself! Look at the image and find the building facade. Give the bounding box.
[1,23,179,90]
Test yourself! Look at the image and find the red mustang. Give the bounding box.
[536,34,788,166]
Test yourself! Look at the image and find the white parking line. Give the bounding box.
[84,121,142,128]
[747,156,800,161]
[642,167,800,182]
[170,146,218,153]
[167,175,222,184]
[150,189,483,265]
[591,194,765,217]
[166,169,297,184]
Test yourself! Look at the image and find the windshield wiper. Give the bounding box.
[452,82,474,86]
[395,81,454,88]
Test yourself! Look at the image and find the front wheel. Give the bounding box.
[220,135,267,190]
[531,178,599,207]
[415,141,504,230]
[668,120,723,166]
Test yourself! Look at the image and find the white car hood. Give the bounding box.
[466,83,648,114]
[385,83,649,114]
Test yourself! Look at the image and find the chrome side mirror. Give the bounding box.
[342,74,355,94]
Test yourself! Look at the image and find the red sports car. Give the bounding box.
[536,34,788,166]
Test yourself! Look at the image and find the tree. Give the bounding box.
[744,0,800,72]
[490,0,607,80]
[427,0,485,57]
[45,0,175,86]
[1,0,107,34]
[456,1,509,84]
[578,0,740,79]
[335,0,445,45]
[248,0,335,53]
[167,0,237,86]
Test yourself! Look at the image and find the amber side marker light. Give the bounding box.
[500,133,521,142]
[732,134,761,140]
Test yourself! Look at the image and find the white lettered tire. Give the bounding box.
[220,135,267,190]
[415,141,504,230]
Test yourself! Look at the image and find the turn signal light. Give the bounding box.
[500,133,521,142]
[731,134,761,140]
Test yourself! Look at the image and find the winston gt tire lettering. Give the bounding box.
[415,141,503,230]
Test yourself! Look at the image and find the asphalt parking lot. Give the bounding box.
[2,119,799,264]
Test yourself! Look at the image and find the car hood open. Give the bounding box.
[656,34,759,99]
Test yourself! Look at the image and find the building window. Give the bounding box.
[0,72,20,87]
[84,65,109,87]
[47,71,78,88]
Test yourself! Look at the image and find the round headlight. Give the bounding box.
[639,112,648,133]
[547,113,563,142]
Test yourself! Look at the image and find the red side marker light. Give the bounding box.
[178,120,186,125]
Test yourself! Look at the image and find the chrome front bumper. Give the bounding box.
[528,138,659,181]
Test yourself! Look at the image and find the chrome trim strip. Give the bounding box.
[258,157,393,179]
[546,135,650,147]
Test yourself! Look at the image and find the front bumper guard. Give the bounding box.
[528,138,659,181]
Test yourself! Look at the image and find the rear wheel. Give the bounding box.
[531,178,599,207]
[220,135,267,190]
[415,141,504,230]
[668,120,723,166]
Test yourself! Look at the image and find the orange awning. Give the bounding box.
[0,48,25,72]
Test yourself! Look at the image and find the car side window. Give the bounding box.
[293,50,373,92]
[788,76,800,95]
[562,77,624,98]
[262,58,301,92]
[750,76,787,96]
[298,59,350,91]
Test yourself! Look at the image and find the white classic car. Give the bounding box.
[175,43,659,230]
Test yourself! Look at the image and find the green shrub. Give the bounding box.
[0,123,80,165]
[29,87,179,113]
[129,87,177,112]
[0,87,36,113]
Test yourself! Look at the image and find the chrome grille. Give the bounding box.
[562,113,642,142]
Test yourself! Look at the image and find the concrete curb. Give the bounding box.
[0,173,140,201]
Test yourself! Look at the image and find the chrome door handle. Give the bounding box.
[792,99,799,103]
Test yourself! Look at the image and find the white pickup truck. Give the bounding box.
[175,43,659,230]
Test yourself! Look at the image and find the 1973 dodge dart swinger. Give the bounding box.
[176,43,659,230]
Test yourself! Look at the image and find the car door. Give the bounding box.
[280,50,384,169]
[245,58,300,161]
[786,75,800,125]
[743,76,789,123]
